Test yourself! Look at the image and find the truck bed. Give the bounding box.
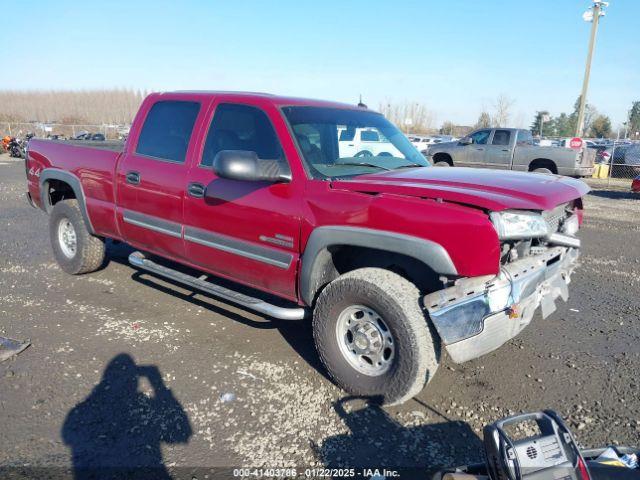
[27,138,124,239]
[47,139,125,152]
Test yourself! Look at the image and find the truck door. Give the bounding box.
[182,101,301,300]
[460,129,491,167]
[116,98,204,260]
[483,129,514,169]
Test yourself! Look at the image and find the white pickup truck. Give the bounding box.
[338,127,403,158]
[426,128,595,177]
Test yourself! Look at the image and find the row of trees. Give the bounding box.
[0,89,146,125]
[530,98,640,139]
[2,89,637,141]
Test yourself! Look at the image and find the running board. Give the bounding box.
[128,252,306,320]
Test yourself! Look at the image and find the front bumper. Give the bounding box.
[424,246,579,363]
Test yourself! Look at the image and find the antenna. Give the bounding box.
[357,94,367,109]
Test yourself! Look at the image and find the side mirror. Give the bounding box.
[212,150,291,183]
[459,137,473,145]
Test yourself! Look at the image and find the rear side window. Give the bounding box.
[136,101,200,163]
[492,130,511,146]
[517,130,534,146]
[201,103,282,167]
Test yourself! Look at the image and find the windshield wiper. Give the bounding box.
[395,162,425,169]
[327,162,392,171]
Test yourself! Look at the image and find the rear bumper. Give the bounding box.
[557,166,593,177]
[25,192,37,209]
[424,246,579,363]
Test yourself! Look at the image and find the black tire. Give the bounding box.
[313,268,439,405]
[532,167,553,174]
[49,199,105,275]
[435,161,451,167]
[354,150,373,157]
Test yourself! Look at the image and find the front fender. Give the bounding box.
[299,226,457,306]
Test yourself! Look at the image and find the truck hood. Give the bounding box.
[330,167,590,211]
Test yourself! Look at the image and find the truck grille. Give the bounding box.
[543,203,570,234]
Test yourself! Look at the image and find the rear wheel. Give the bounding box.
[532,167,553,174]
[49,200,105,275]
[435,161,451,167]
[313,268,439,405]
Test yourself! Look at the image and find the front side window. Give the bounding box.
[282,106,429,179]
[492,130,511,146]
[136,101,200,163]
[469,129,491,145]
[360,130,380,142]
[201,103,283,167]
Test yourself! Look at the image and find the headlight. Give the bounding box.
[490,210,549,240]
[562,214,579,236]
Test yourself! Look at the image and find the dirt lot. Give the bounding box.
[1,157,639,474]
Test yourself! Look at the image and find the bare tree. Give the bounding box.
[492,94,514,127]
[378,100,436,133]
[475,111,492,128]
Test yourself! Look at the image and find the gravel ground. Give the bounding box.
[1,157,639,473]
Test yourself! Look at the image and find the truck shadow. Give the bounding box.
[588,189,637,200]
[61,353,192,479]
[316,396,483,475]
[106,242,329,380]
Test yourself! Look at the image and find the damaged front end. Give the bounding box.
[425,203,582,364]
[425,246,578,363]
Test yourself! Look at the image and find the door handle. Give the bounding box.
[126,171,140,185]
[501,149,510,152]
[476,148,484,151]
[187,182,205,198]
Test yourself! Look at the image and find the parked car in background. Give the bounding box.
[338,126,402,157]
[410,136,446,152]
[592,143,640,177]
[71,132,106,141]
[612,144,640,177]
[426,128,595,177]
[434,134,457,143]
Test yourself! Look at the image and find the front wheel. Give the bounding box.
[49,200,106,275]
[313,268,439,405]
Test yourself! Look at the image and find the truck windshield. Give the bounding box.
[282,106,429,179]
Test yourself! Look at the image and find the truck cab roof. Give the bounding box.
[161,90,368,111]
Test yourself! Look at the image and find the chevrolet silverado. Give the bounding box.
[25,92,589,404]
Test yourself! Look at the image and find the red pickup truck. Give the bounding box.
[25,91,589,404]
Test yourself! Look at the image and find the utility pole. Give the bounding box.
[576,1,608,137]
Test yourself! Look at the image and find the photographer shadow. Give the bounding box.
[316,397,483,475]
[62,353,192,480]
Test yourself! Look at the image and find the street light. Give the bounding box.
[575,1,608,137]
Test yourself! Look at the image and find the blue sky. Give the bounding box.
[3,0,638,128]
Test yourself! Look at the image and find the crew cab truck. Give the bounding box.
[25,92,589,405]
[427,128,595,177]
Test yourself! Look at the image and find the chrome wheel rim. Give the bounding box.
[57,218,77,258]
[335,305,395,376]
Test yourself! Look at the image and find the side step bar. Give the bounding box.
[128,252,307,320]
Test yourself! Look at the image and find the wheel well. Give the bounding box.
[307,245,445,305]
[432,153,453,166]
[46,179,76,207]
[528,158,557,174]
